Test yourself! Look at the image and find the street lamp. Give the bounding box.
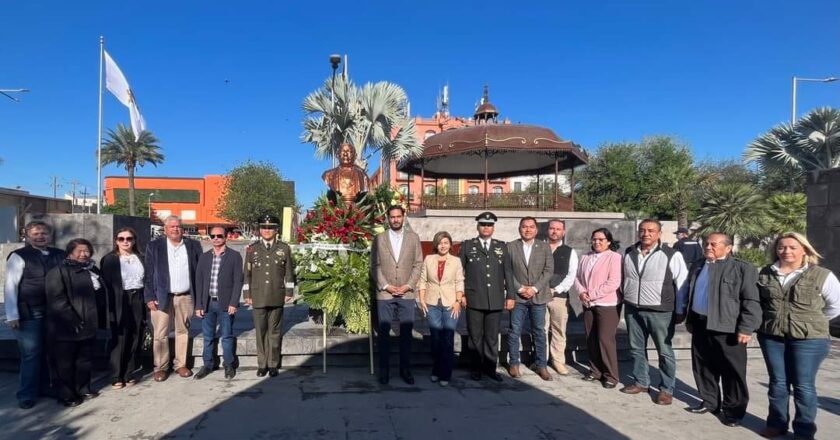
[147,193,155,219]
[329,54,342,166]
[0,88,30,102]
[791,76,838,124]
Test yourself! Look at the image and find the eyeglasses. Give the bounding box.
[210,234,225,239]
[478,224,494,227]
[116,236,135,242]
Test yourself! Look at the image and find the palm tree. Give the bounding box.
[695,183,767,246]
[744,107,840,185]
[766,192,806,235]
[302,76,422,181]
[100,124,164,216]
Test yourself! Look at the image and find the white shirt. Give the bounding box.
[551,241,579,295]
[388,228,404,260]
[120,254,145,290]
[481,238,492,251]
[3,251,41,322]
[771,263,840,320]
[167,239,191,293]
[522,240,534,265]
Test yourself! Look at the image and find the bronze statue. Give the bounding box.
[322,143,370,206]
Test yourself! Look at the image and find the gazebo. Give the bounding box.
[398,87,588,211]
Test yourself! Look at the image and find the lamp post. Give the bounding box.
[147,193,155,220]
[791,76,838,124]
[329,54,342,166]
[0,88,29,102]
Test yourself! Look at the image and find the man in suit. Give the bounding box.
[4,221,65,409]
[194,226,244,380]
[684,232,760,427]
[244,214,295,378]
[371,205,423,385]
[544,219,578,375]
[460,211,507,382]
[144,215,203,382]
[505,216,555,381]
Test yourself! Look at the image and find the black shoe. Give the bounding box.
[581,374,598,382]
[602,380,617,389]
[256,368,268,377]
[61,398,83,408]
[224,366,235,379]
[268,368,279,377]
[470,371,482,381]
[399,369,415,385]
[685,404,716,415]
[82,392,100,400]
[194,367,211,379]
[722,416,741,427]
[378,371,389,385]
[486,371,504,382]
[19,400,36,409]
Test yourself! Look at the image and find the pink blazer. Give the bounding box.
[575,250,622,306]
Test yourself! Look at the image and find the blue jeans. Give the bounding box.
[625,305,677,393]
[15,317,49,403]
[427,303,458,381]
[758,334,831,439]
[508,302,547,369]
[201,300,236,368]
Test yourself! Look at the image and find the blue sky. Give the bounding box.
[1,1,839,207]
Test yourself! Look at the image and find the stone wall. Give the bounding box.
[807,169,840,276]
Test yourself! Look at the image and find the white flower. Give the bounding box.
[309,263,318,273]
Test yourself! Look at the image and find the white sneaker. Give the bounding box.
[430,375,439,383]
[439,380,449,387]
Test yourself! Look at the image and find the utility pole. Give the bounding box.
[80,186,90,213]
[50,176,62,199]
[69,179,80,213]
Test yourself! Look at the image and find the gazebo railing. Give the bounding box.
[419,193,573,211]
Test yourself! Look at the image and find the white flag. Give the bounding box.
[104,50,146,141]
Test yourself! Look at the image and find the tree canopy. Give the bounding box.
[217,161,296,226]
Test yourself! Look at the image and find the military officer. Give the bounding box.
[459,211,507,382]
[244,214,295,377]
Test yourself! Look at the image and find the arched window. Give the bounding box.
[493,186,503,194]
[424,184,435,195]
[468,185,479,195]
[399,185,409,195]
[424,130,436,140]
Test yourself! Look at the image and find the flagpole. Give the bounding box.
[96,36,104,214]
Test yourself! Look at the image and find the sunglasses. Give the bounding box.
[210,234,225,239]
[116,236,135,242]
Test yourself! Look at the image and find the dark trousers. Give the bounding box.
[252,306,283,369]
[376,298,415,373]
[583,305,620,384]
[466,308,501,373]
[690,314,749,419]
[109,289,146,382]
[52,339,93,401]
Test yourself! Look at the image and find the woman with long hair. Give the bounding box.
[100,227,147,389]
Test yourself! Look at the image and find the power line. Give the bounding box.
[49,176,62,199]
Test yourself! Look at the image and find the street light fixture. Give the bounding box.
[147,192,155,219]
[0,88,30,102]
[791,76,838,124]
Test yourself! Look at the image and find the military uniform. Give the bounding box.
[460,212,508,377]
[244,216,295,372]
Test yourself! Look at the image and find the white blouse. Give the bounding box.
[120,254,145,290]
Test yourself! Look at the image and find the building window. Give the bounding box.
[447,179,459,194]
[399,185,409,195]
[424,184,435,195]
[493,186,503,194]
[181,210,196,221]
[397,171,413,181]
[514,182,522,192]
[155,210,172,220]
[424,130,436,140]
[468,185,479,195]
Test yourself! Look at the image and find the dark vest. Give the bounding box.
[8,245,66,320]
[552,244,572,280]
[757,265,831,339]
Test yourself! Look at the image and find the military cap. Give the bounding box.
[675,227,689,234]
[475,211,498,224]
[257,214,280,227]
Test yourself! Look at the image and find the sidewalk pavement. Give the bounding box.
[0,343,837,440]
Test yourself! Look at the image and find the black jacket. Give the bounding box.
[100,253,146,327]
[685,256,761,335]
[45,262,106,341]
[195,248,244,311]
[143,237,203,310]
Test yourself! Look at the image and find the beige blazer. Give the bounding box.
[418,253,465,307]
[371,229,424,300]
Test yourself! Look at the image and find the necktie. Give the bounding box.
[484,241,489,252]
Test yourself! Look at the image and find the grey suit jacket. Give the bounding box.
[371,229,424,300]
[505,239,554,304]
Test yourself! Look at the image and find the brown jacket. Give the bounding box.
[371,229,423,300]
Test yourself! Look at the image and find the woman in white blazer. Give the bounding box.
[418,231,465,386]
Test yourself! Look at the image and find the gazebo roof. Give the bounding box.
[398,124,588,179]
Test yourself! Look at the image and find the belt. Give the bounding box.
[125,288,143,294]
[210,297,219,301]
[171,291,190,296]
[691,311,708,321]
